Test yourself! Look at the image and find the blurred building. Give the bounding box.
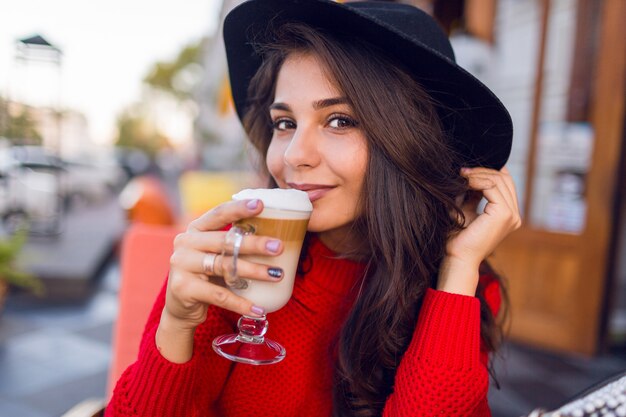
[194,0,251,172]
[195,0,626,355]
[3,100,91,158]
[5,34,104,159]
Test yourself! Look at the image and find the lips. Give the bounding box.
[287,183,335,202]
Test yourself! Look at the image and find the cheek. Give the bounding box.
[343,145,368,215]
[266,140,285,181]
[338,144,367,194]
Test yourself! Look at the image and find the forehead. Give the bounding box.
[274,53,341,100]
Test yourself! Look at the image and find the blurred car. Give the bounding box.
[0,146,64,235]
[0,146,128,234]
[7,146,127,209]
[62,156,128,207]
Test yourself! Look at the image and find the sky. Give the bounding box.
[0,0,221,145]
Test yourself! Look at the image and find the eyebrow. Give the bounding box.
[269,96,350,112]
[313,97,349,110]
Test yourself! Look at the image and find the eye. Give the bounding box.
[272,118,296,132]
[327,114,358,130]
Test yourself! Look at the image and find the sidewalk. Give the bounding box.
[16,198,126,300]
[0,197,125,417]
[0,258,119,417]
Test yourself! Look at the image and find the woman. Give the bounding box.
[107,1,520,416]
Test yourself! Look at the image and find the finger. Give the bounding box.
[170,248,284,282]
[465,175,512,214]
[462,167,498,176]
[176,278,263,317]
[187,198,264,232]
[173,231,284,256]
[464,174,497,194]
[169,247,211,276]
[483,174,516,212]
[212,255,284,281]
[464,173,516,214]
[463,167,519,210]
[469,167,519,206]
[498,167,521,212]
[474,180,522,228]
[170,248,223,277]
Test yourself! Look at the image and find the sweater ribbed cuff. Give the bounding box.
[410,288,482,370]
[125,324,201,415]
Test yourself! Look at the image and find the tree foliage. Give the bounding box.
[115,39,205,156]
[143,39,205,101]
[114,108,171,157]
[0,97,42,145]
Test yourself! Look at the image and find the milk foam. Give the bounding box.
[232,188,313,213]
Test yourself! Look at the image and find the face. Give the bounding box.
[266,53,368,249]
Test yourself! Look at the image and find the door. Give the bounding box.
[489,0,626,355]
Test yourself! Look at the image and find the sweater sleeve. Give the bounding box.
[382,276,501,417]
[106,278,236,417]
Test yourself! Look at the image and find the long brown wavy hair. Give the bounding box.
[242,22,506,417]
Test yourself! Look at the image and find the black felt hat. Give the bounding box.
[224,0,513,169]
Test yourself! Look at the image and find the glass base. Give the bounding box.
[212,334,286,365]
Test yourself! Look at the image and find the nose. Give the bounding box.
[283,124,320,169]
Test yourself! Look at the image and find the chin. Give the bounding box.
[305,217,327,233]
[306,210,352,234]
[305,211,333,233]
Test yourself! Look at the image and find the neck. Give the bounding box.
[317,225,368,259]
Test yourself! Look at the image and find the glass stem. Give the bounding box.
[236,315,268,344]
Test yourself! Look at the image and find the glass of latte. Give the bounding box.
[212,188,312,365]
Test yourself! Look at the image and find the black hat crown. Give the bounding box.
[348,2,456,62]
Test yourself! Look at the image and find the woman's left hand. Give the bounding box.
[437,166,522,295]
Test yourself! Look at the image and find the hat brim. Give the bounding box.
[224,0,512,169]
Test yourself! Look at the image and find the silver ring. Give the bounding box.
[230,232,243,279]
[223,228,247,289]
[202,253,217,275]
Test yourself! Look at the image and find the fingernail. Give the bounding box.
[246,199,259,210]
[268,267,283,279]
[251,305,265,315]
[461,167,471,174]
[266,239,280,253]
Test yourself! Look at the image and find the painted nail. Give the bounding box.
[265,240,280,253]
[267,267,283,279]
[251,305,265,316]
[246,199,259,210]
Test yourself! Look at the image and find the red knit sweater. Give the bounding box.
[107,236,500,417]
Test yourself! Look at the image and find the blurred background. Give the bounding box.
[0,0,624,416]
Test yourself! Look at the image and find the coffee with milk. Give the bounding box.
[230,188,312,312]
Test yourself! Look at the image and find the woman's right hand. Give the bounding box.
[156,198,285,362]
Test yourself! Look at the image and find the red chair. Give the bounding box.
[107,223,180,397]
